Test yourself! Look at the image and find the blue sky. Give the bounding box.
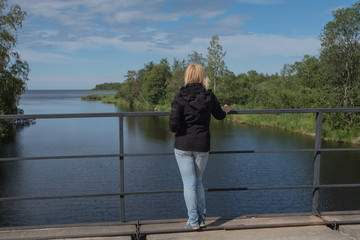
[13,0,356,89]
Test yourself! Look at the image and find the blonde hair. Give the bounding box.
[184,64,209,89]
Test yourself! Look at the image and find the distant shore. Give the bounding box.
[81,93,360,145]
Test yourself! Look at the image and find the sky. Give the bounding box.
[12,0,357,90]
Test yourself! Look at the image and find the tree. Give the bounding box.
[215,69,250,105]
[166,58,186,101]
[318,1,360,128]
[117,71,140,108]
[187,51,206,67]
[0,0,29,137]
[319,1,360,109]
[289,55,328,108]
[93,82,122,90]
[206,35,227,93]
[141,59,172,106]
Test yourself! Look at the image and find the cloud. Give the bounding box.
[19,30,320,64]
[197,10,226,20]
[215,15,250,29]
[18,47,108,64]
[15,0,241,48]
[221,33,320,58]
[17,0,175,26]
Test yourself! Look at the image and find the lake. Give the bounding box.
[0,90,359,227]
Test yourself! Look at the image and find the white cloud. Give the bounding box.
[18,48,107,64]
[215,15,249,29]
[197,10,226,20]
[19,49,71,63]
[17,0,173,27]
[221,33,320,58]
[20,31,320,63]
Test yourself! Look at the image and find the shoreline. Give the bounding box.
[82,93,360,146]
[230,119,360,146]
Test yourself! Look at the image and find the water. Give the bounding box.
[0,90,359,227]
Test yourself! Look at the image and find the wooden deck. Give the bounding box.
[1,211,360,239]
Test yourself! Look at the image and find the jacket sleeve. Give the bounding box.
[211,92,227,120]
[169,98,182,132]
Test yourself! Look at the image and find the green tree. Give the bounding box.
[290,56,321,88]
[319,1,360,128]
[206,35,227,93]
[187,51,206,67]
[117,71,140,107]
[216,69,250,105]
[0,0,29,137]
[166,58,186,101]
[246,70,265,107]
[289,55,328,108]
[141,59,172,106]
[93,82,122,90]
[319,1,360,109]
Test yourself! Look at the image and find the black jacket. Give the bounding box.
[169,83,227,152]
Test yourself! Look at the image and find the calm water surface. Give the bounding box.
[0,90,359,227]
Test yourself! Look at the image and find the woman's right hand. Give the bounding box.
[222,104,231,114]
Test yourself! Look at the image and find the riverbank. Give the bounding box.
[81,94,360,145]
[227,113,359,145]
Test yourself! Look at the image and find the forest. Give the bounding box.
[97,2,360,143]
[92,82,122,91]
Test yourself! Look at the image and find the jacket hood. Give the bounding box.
[178,83,212,111]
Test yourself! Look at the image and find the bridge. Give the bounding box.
[0,108,359,239]
[1,211,360,239]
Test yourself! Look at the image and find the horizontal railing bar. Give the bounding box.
[229,108,360,114]
[0,154,121,162]
[206,183,360,191]
[1,184,359,202]
[1,108,359,120]
[0,153,175,162]
[0,112,122,120]
[0,190,184,202]
[121,111,170,117]
[0,112,170,120]
[0,193,122,201]
[211,148,360,154]
[1,148,359,162]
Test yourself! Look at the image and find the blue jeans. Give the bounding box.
[174,148,209,225]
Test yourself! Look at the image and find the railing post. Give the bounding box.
[119,115,125,222]
[312,111,322,215]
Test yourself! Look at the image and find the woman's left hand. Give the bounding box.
[222,104,231,114]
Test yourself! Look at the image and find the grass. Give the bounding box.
[228,112,316,136]
[228,111,360,144]
[81,94,119,104]
[82,94,360,145]
[81,94,156,110]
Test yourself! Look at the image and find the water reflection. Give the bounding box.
[320,143,360,212]
[125,116,171,143]
[0,90,359,226]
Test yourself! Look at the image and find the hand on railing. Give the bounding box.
[222,104,231,114]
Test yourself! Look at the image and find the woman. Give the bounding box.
[169,63,231,229]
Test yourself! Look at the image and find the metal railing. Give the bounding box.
[0,108,360,223]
